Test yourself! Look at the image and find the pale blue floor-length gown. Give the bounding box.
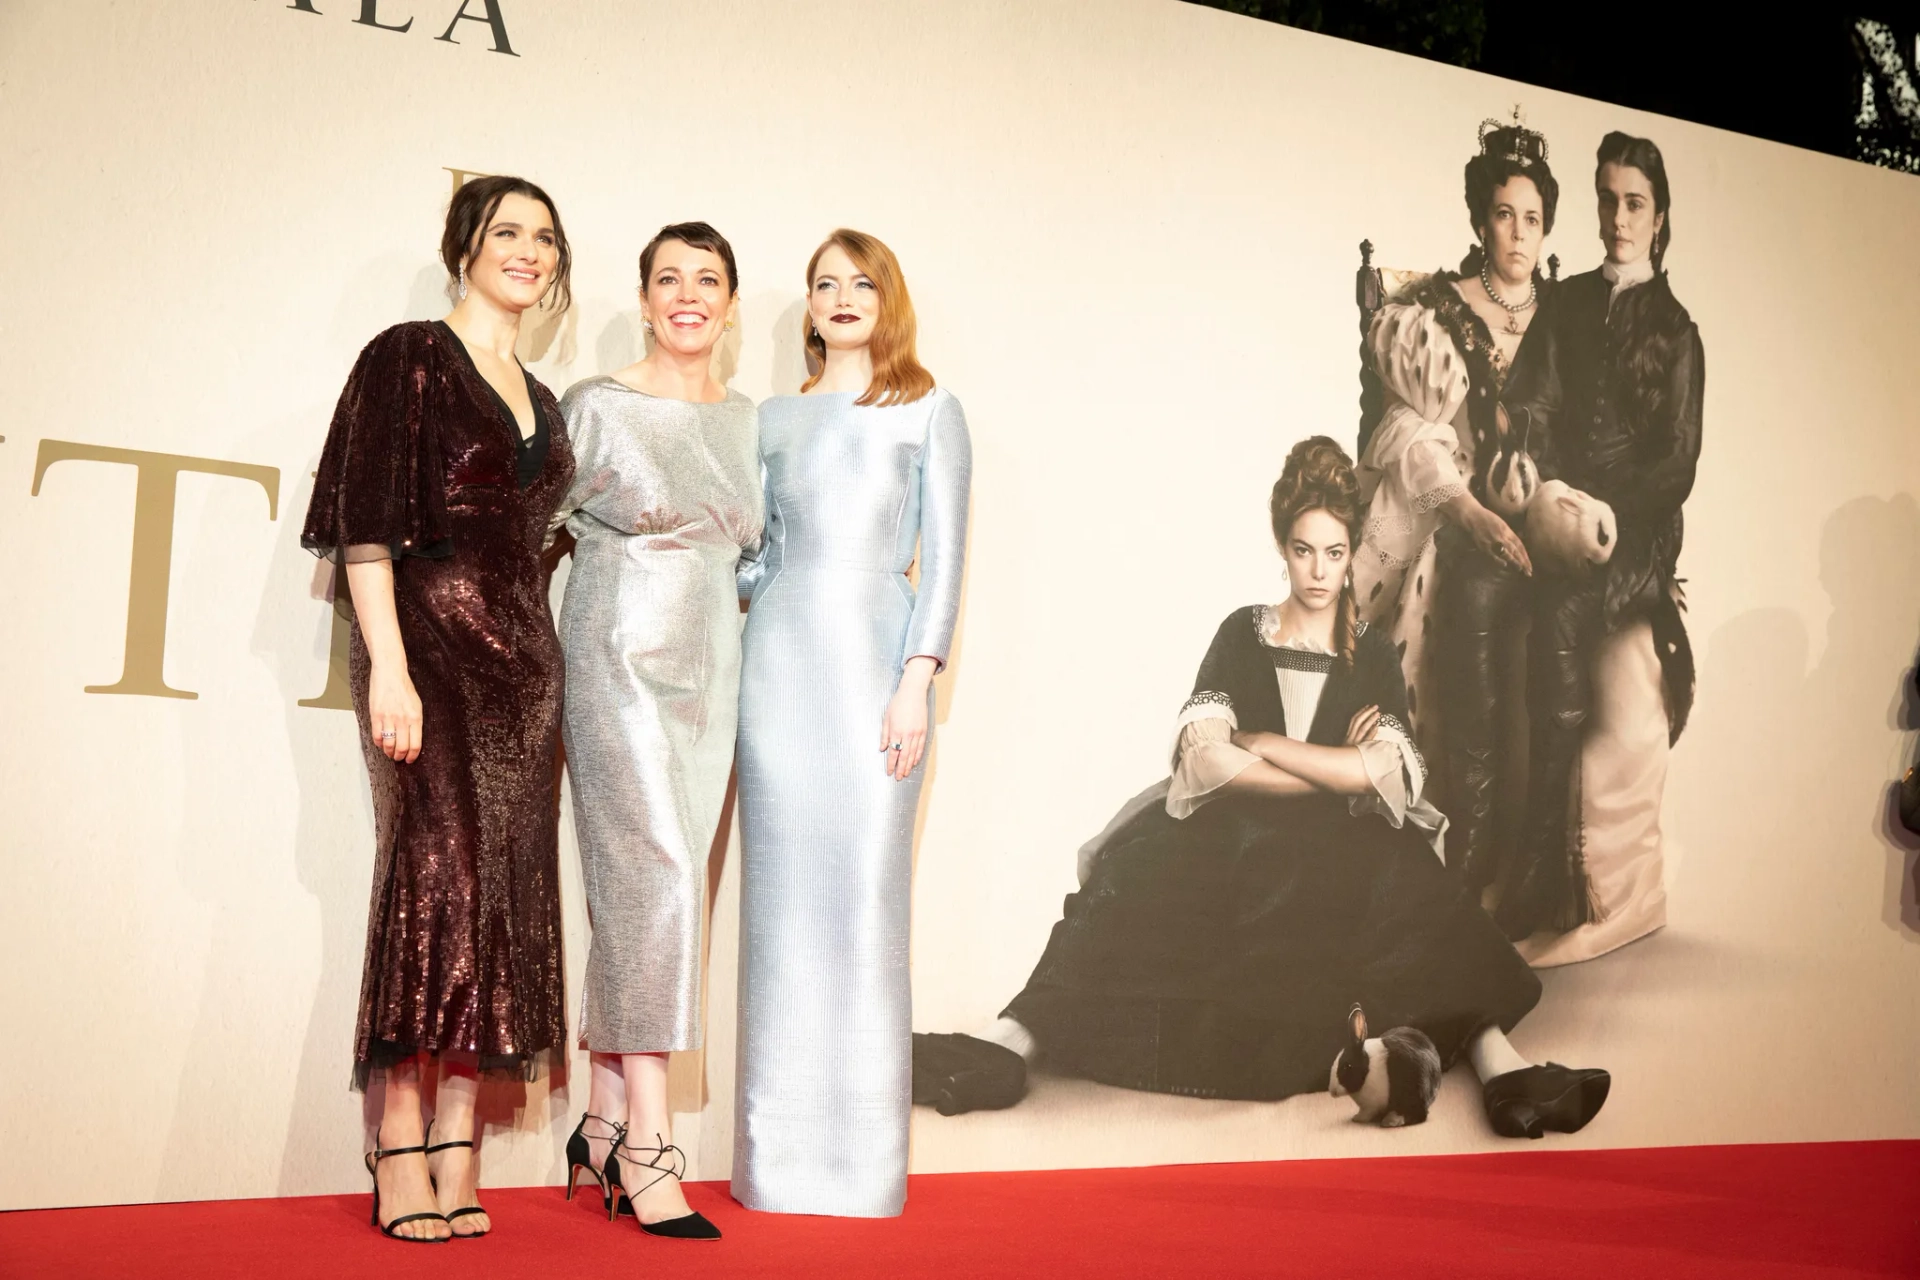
[731,387,971,1217]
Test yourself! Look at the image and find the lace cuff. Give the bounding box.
[1348,715,1447,860]
[1168,716,1261,819]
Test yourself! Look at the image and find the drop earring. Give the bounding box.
[457,265,468,301]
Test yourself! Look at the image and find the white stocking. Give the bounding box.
[979,1016,1039,1063]
[1467,1025,1531,1082]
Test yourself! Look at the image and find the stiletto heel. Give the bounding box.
[563,1113,627,1221]
[366,1130,449,1243]
[423,1120,489,1239]
[612,1133,721,1240]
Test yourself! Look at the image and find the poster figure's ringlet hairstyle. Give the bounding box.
[1595,130,1673,268]
[1269,436,1364,673]
[801,229,936,407]
[440,174,573,315]
[637,221,740,297]
[1466,116,1559,240]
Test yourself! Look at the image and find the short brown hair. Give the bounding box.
[801,229,935,407]
[440,174,572,314]
[638,221,739,296]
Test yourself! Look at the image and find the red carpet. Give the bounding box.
[2,1141,1914,1279]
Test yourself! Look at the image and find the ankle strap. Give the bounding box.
[369,1141,430,1162]
[614,1133,687,1195]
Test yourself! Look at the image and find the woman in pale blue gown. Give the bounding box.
[732,229,971,1217]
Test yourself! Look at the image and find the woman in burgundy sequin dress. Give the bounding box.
[300,176,577,1242]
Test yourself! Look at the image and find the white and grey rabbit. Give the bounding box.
[1483,416,1540,520]
[1328,1004,1442,1128]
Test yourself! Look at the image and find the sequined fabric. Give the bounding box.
[301,321,576,1087]
[732,389,971,1218]
[555,379,762,1054]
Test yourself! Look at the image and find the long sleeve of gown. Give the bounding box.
[1358,304,1472,572]
[300,324,451,563]
[900,391,972,669]
[737,459,771,601]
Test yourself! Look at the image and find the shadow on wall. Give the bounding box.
[1673,491,1920,949]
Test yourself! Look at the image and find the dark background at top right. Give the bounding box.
[1186,3,1920,175]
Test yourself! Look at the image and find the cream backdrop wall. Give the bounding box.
[2,0,1917,1212]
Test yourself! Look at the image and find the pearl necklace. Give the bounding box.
[1480,262,1536,335]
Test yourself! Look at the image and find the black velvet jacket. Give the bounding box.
[1505,268,1704,738]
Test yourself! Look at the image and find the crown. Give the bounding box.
[1477,105,1548,167]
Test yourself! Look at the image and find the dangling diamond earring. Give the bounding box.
[642,319,654,332]
[457,265,468,300]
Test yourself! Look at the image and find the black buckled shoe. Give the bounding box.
[1483,1062,1611,1139]
[911,1032,1028,1116]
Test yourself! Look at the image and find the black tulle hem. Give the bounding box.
[351,1040,562,1093]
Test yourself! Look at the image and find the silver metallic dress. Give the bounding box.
[555,378,761,1054]
[731,388,971,1217]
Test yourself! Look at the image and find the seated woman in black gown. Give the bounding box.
[915,438,1609,1138]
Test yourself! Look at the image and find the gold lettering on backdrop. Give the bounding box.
[444,166,491,198]
[297,591,357,711]
[32,442,280,699]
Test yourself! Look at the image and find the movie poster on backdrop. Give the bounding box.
[911,107,1701,1145]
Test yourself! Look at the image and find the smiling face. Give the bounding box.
[1281,507,1350,613]
[807,243,880,351]
[1596,161,1664,267]
[464,191,559,314]
[640,240,736,357]
[1480,174,1545,287]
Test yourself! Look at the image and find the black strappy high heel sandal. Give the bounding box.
[366,1131,449,1243]
[423,1120,490,1239]
[612,1133,722,1240]
[564,1113,628,1221]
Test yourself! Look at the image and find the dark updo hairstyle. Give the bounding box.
[440,174,572,314]
[1464,124,1559,244]
[1595,130,1673,269]
[637,221,740,297]
[1269,435,1364,673]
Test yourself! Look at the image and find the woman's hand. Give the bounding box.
[881,657,939,781]
[1459,501,1534,576]
[368,661,423,763]
[1345,705,1381,746]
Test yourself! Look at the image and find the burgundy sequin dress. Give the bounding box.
[301,320,576,1087]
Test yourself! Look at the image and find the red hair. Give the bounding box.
[801,229,936,407]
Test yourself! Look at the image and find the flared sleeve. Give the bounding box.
[1167,694,1262,819]
[1356,303,1471,574]
[300,323,451,563]
[1166,608,1269,820]
[900,390,972,669]
[1347,626,1447,859]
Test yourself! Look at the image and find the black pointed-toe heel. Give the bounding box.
[423,1121,489,1239]
[366,1132,449,1243]
[1483,1063,1611,1139]
[563,1113,628,1221]
[612,1134,721,1240]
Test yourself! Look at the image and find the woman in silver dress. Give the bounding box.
[731,229,972,1217]
[553,222,761,1239]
